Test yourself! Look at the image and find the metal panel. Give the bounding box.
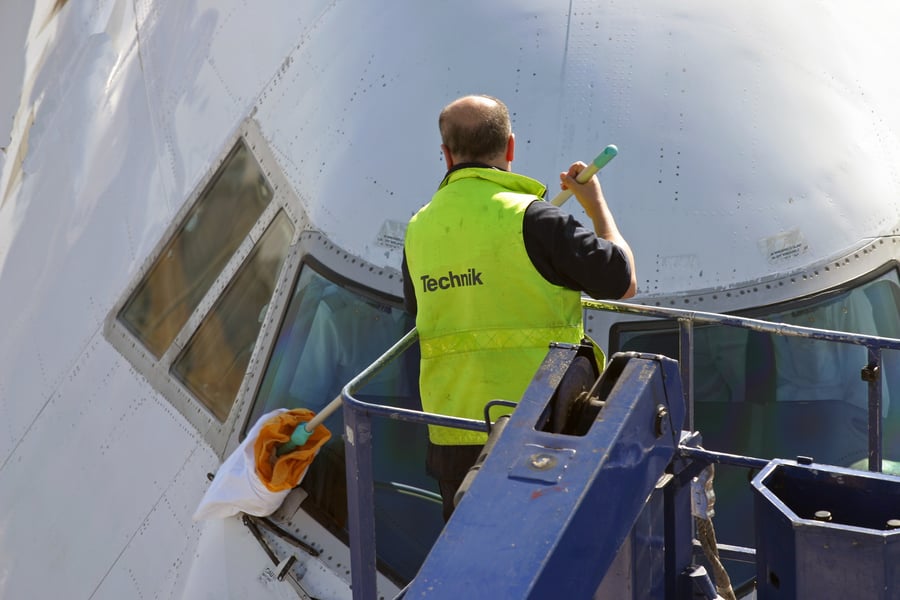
[406,348,685,599]
[753,460,900,599]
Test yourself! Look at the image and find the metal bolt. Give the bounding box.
[861,364,880,383]
[530,453,557,470]
[655,404,669,438]
[813,510,833,522]
[887,519,900,530]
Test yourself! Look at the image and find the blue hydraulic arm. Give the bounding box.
[406,346,687,599]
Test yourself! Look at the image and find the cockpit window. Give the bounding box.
[172,211,294,420]
[119,140,272,357]
[247,263,442,583]
[108,123,302,445]
[613,268,900,465]
[612,267,900,555]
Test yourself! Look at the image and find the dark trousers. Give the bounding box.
[426,441,484,521]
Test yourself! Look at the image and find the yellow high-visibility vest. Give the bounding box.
[405,167,583,445]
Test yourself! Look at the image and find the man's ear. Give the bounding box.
[505,133,515,163]
[441,144,454,170]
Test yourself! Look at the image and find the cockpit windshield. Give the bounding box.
[612,266,900,553]
[615,267,900,465]
[247,263,442,583]
[245,256,900,585]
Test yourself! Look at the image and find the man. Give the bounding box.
[402,94,636,520]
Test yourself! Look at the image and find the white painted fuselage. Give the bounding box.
[0,1,898,597]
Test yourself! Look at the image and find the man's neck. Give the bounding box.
[445,162,507,177]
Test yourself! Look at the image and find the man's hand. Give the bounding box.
[559,162,637,299]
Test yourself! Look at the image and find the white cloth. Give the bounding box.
[193,409,291,520]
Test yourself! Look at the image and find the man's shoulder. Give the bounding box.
[524,199,564,218]
[523,200,572,232]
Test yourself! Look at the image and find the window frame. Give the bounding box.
[609,261,900,355]
[105,119,307,452]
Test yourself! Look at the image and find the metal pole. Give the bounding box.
[678,318,694,432]
[865,345,883,472]
[344,400,377,599]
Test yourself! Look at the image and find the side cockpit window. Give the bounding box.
[107,122,299,448]
[119,141,273,357]
[172,211,294,420]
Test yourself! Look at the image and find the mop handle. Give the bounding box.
[303,395,342,432]
[549,145,618,207]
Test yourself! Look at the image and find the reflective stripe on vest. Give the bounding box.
[419,325,582,358]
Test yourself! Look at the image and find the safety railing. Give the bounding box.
[338,299,900,598]
[584,299,900,472]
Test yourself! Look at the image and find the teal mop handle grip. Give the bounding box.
[276,395,342,456]
[278,424,313,455]
[550,145,618,207]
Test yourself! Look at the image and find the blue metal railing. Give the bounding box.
[338,300,900,598]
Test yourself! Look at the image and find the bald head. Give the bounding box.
[439,95,514,167]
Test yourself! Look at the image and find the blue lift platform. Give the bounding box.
[398,343,900,599]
